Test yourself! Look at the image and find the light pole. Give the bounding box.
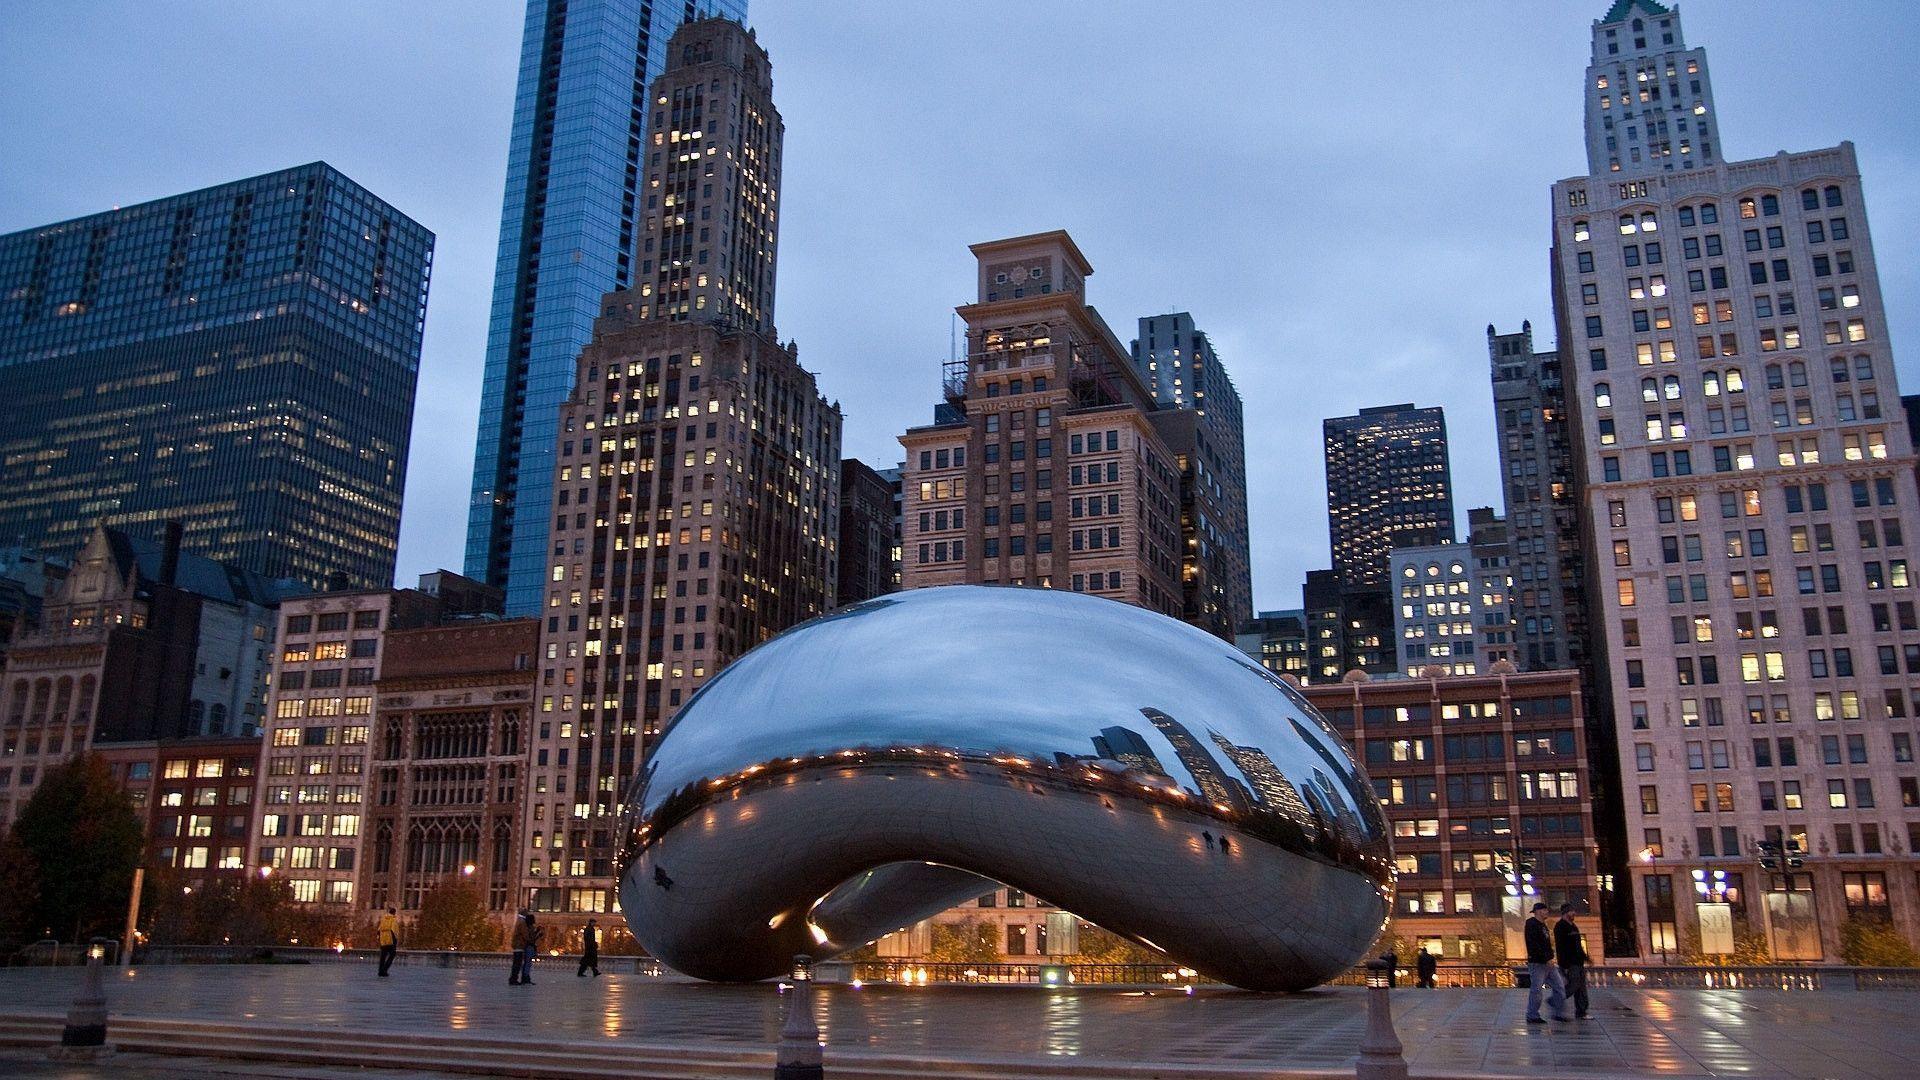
[121,867,144,967]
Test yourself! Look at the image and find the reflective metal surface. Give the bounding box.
[616,585,1393,991]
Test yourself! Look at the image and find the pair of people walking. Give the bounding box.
[1523,902,1590,1023]
[509,907,545,985]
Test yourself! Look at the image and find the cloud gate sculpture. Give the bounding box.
[616,585,1393,991]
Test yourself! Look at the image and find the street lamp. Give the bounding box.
[1691,868,1728,903]
[461,863,476,877]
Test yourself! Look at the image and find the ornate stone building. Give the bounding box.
[365,619,537,935]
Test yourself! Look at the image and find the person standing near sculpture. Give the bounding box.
[1554,904,1591,1019]
[1523,902,1570,1023]
[375,907,399,978]
[578,918,601,978]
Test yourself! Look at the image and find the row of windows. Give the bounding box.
[284,610,381,635]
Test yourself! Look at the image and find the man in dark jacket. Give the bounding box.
[1523,902,1570,1023]
[1555,904,1591,1018]
[578,918,601,977]
[1416,946,1438,989]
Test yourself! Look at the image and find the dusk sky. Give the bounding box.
[5,1,1916,611]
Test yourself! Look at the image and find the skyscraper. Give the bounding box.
[522,18,841,930]
[1490,322,1592,671]
[1557,2,1920,959]
[466,0,748,615]
[0,163,432,590]
[897,231,1182,613]
[1132,313,1253,639]
[1324,404,1455,588]
[1584,0,1719,179]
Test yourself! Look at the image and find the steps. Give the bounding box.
[0,1011,1355,1079]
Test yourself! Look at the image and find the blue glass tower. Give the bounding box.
[0,163,432,590]
[466,0,746,614]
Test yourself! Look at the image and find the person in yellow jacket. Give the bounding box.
[376,908,399,977]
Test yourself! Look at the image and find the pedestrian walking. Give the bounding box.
[524,911,543,984]
[1381,948,1399,988]
[509,909,532,986]
[1555,904,1591,1019]
[1416,946,1438,989]
[1523,902,1570,1024]
[578,918,601,978]
[376,907,399,978]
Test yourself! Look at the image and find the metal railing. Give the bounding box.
[132,944,671,976]
[41,944,1920,991]
[843,960,1197,986]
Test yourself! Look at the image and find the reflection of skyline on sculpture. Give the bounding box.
[615,586,1392,992]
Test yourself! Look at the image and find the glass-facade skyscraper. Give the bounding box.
[0,162,432,590]
[465,0,747,614]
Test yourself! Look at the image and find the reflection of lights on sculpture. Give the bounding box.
[616,586,1394,992]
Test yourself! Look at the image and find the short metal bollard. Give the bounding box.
[775,953,824,1079]
[49,941,113,1062]
[1356,959,1407,1080]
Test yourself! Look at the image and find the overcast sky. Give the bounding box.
[4,1,1917,611]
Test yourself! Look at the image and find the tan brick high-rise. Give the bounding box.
[900,231,1181,610]
[1559,1,1920,959]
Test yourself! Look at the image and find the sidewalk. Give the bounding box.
[0,963,1915,1077]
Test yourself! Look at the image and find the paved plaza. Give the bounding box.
[2,962,1919,1078]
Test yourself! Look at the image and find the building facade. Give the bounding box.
[1323,403,1455,589]
[0,525,290,829]
[523,18,841,932]
[837,458,899,607]
[1390,513,1516,679]
[1303,567,1395,683]
[0,544,69,668]
[1237,608,1308,681]
[1558,82,1920,958]
[1130,313,1253,637]
[466,0,749,615]
[98,736,262,885]
[364,619,537,938]
[248,577,495,908]
[1584,0,1719,179]
[0,162,432,590]
[898,231,1182,612]
[1467,508,1519,670]
[1490,322,1593,673]
[1304,670,1601,958]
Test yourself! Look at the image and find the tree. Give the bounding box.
[6,754,144,945]
[411,880,500,951]
[1839,915,1920,967]
[0,830,44,950]
[144,868,294,947]
[1072,923,1169,965]
[925,918,1001,963]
